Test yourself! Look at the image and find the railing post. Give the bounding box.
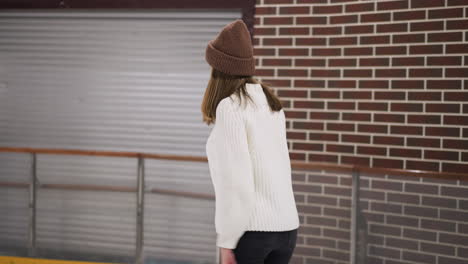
[350,168,360,264]
[28,152,37,257]
[135,155,145,264]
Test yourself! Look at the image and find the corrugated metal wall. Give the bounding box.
[0,153,30,254]
[0,10,241,264]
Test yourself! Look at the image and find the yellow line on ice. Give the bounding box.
[0,256,116,264]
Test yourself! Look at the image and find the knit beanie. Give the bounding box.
[205,19,256,76]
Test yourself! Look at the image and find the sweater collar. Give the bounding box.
[246,83,263,93]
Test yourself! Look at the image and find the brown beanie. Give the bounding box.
[205,19,255,76]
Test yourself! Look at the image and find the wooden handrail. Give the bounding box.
[0,146,207,162]
[0,146,466,199]
[1,146,466,180]
[291,160,467,181]
[0,182,216,200]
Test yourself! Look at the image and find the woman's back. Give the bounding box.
[235,83,300,231]
[206,82,300,249]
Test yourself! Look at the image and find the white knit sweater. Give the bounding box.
[205,82,300,249]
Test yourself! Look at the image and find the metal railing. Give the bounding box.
[0,146,467,264]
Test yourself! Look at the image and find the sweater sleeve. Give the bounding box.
[210,99,255,249]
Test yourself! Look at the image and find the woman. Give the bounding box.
[201,19,300,264]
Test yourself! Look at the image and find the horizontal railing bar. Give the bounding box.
[0,182,215,200]
[1,146,467,181]
[291,161,466,181]
[0,146,207,162]
[0,182,29,188]
[41,183,137,192]
[357,165,464,181]
[149,187,215,200]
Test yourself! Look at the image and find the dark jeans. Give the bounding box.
[233,228,298,264]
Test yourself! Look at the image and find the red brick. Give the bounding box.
[406,160,440,172]
[311,48,341,56]
[394,10,426,20]
[411,21,444,31]
[330,14,358,24]
[447,19,468,30]
[426,104,460,113]
[345,25,373,34]
[425,126,460,137]
[386,237,418,250]
[427,56,462,65]
[446,44,468,53]
[446,68,468,77]
[313,26,342,35]
[263,17,293,25]
[428,7,464,19]
[374,113,405,123]
[328,80,356,89]
[279,6,310,14]
[322,248,349,261]
[329,59,357,67]
[409,44,443,54]
[411,0,445,8]
[369,223,402,236]
[421,198,457,210]
[296,37,326,46]
[409,68,443,78]
[358,146,387,155]
[407,138,440,148]
[361,13,391,23]
[393,33,425,43]
[255,6,276,15]
[392,57,424,66]
[313,5,342,14]
[360,58,390,67]
[310,69,340,78]
[392,80,424,89]
[421,218,456,232]
[376,69,407,77]
[377,23,408,33]
[346,2,374,12]
[369,244,400,259]
[344,47,373,56]
[439,232,468,245]
[361,35,390,44]
[377,0,408,10]
[427,80,462,89]
[328,100,356,111]
[403,228,437,242]
[448,0,468,5]
[279,27,309,35]
[402,251,436,264]
[329,36,358,45]
[263,0,293,3]
[387,192,420,205]
[278,48,309,56]
[390,147,421,158]
[407,112,441,121]
[296,16,327,25]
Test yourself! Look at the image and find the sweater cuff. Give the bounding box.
[216,232,244,249]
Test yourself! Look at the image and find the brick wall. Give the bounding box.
[292,169,356,264]
[291,168,467,264]
[360,174,468,264]
[253,0,468,174]
[252,0,468,263]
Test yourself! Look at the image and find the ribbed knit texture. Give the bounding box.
[205,83,300,249]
